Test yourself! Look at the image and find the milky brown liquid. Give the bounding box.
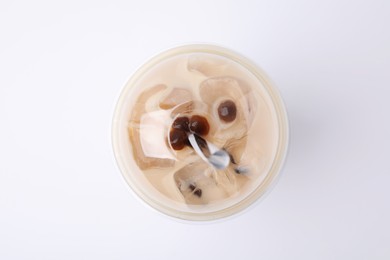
[126,52,279,212]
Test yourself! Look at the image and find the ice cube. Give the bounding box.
[187,55,227,76]
[131,84,167,124]
[159,87,193,110]
[128,84,175,170]
[199,77,249,143]
[173,160,245,205]
[174,162,227,205]
[199,77,243,105]
[139,110,175,160]
[169,101,195,118]
[199,77,257,130]
[128,127,175,170]
[169,100,210,121]
[235,79,258,127]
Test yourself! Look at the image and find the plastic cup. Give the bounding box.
[112,44,289,221]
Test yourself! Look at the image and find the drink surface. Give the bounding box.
[122,51,280,214]
[111,44,289,220]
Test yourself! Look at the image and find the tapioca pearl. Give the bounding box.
[218,100,237,123]
[172,116,190,132]
[169,129,188,150]
[189,115,210,136]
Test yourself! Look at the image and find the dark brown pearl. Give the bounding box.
[189,115,210,136]
[194,189,202,197]
[169,129,187,150]
[189,184,202,197]
[218,100,237,122]
[172,116,189,132]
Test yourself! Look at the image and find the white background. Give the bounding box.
[1,0,389,259]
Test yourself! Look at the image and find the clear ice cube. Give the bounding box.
[199,77,250,144]
[128,84,175,170]
[173,160,245,205]
[159,88,193,110]
[139,110,175,160]
[187,54,227,76]
[174,162,227,205]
